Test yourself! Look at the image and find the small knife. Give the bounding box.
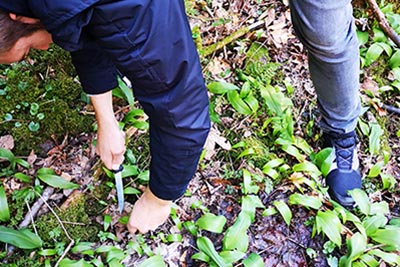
[112,165,124,213]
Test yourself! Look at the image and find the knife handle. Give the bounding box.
[111,165,124,173]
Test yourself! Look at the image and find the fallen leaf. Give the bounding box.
[0,135,14,150]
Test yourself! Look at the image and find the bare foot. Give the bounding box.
[127,187,172,234]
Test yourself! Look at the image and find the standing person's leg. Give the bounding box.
[289,0,362,207]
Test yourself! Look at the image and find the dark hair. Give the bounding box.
[0,9,45,54]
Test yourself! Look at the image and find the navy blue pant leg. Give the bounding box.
[87,0,210,200]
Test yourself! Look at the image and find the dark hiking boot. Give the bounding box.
[324,131,362,208]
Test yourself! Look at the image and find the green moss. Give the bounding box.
[0,252,42,267]
[35,194,101,246]
[0,45,93,155]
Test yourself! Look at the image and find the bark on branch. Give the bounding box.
[366,0,400,47]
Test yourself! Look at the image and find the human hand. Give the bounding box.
[90,91,126,169]
[96,121,126,170]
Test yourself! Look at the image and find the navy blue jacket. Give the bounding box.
[0,0,210,200]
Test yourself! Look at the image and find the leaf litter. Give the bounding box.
[1,0,400,266]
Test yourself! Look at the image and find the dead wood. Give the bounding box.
[366,0,400,47]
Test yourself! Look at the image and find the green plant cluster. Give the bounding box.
[0,45,93,155]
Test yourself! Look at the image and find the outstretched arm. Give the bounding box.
[90,90,125,170]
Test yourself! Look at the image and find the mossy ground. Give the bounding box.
[0,45,93,155]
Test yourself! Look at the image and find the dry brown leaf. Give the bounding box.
[204,126,231,160]
[0,135,14,150]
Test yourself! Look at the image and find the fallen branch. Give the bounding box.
[19,186,55,228]
[382,103,400,115]
[366,0,400,47]
[200,20,265,57]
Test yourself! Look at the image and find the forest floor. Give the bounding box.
[0,0,399,267]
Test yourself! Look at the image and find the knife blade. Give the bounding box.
[112,165,124,213]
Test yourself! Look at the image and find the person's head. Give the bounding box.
[0,10,53,64]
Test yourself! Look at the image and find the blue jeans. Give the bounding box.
[289,0,361,134]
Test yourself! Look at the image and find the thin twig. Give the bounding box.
[25,199,38,236]
[38,193,75,267]
[19,187,55,228]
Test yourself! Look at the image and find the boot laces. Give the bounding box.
[332,134,357,170]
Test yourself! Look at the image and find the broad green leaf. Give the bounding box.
[116,76,135,108]
[197,236,232,267]
[242,169,259,195]
[359,254,379,267]
[314,147,335,177]
[91,258,104,267]
[196,213,226,233]
[380,174,396,190]
[183,221,198,236]
[389,49,400,69]
[242,253,264,267]
[348,189,370,216]
[240,81,251,98]
[124,109,145,123]
[15,158,30,169]
[108,258,123,267]
[227,90,253,115]
[370,227,400,251]
[357,30,369,46]
[104,215,112,231]
[132,120,149,130]
[288,193,322,210]
[241,195,264,221]
[106,247,126,262]
[346,233,367,263]
[377,42,392,57]
[167,233,182,243]
[207,81,240,94]
[219,250,246,264]
[370,201,389,216]
[71,242,95,256]
[0,185,10,222]
[315,210,342,247]
[38,249,58,256]
[389,218,400,226]
[0,148,15,169]
[352,262,368,267]
[121,165,139,178]
[243,92,259,113]
[393,67,400,81]
[273,200,292,226]
[123,187,141,195]
[0,226,42,249]
[263,158,285,168]
[279,143,304,162]
[14,172,32,183]
[367,161,384,178]
[192,251,210,262]
[223,212,251,252]
[95,245,115,253]
[365,43,384,66]
[363,215,388,236]
[369,123,383,155]
[262,207,277,217]
[294,136,313,155]
[37,173,80,189]
[292,161,321,178]
[59,258,94,267]
[368,249,400,265]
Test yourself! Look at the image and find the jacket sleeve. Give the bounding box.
[69,40,119,95]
